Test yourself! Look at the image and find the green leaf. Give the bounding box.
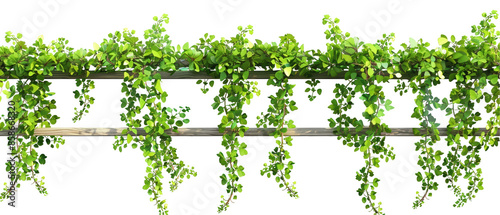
[275,71,284,80]
[384,100,394,111]
[469,90,479,100]
[360,146,368,152]
[284,67,292,76]
[239,148,248,156]
[127,134,132,143]
[454,133,460,143]
[242,71,249,80]
[139,98,145,108]
[155,81,162,93]
[183,42,189,50]
[365,105,375,115]
[409,38,417,48]
[152,50,162,58]
[488,74,498,84]
[364,140,371,147]
[438,37,448,46]
[220,72,227,81]
[461,147,468,156]
[412,128,421,135]
[368,68,374,77]
[435,151,444,161]
[31,84,39,93]
[25,155,36,166]
[343,54,353,63]
[93,42,100,51]
[176,121,184,127]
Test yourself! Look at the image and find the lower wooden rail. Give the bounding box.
[0,127,496,136]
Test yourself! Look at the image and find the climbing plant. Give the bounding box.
[0,10,499,215]
[192,25,259,212]
[98,15,197,214]
[256,33,308,199]
[322,15,396,214]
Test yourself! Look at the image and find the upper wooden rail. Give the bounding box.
[0,70,408,79]
[0,127,496,136]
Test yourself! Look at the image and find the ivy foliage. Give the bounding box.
[193,25,260,212]
[323,15,397,214]
[99,15,197,214]
[394,11,500,209]
[0,10,499,215]
[255,33,314,198]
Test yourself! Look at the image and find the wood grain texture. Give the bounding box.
[0,127,496,136]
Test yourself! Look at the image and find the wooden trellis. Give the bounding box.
[0,70,488,137]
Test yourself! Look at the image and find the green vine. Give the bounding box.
[190,25,260,212]
[72,78,95,122]
[441,12,499,207]
[0,33,67,202]
[102,15,197,214]
[0,10,499,215]
[393,36,449,208]
[257,75,299,198]
[392,10,500,209]
[305,78,321,101]
[256,33,309,198]
[324,15,397,214]
[407,77,446,208]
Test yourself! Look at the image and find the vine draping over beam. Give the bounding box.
[0,11,499,215]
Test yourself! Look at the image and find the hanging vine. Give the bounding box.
[0,33,68,202]
[190,25,260,212]
[255,33,304,198]
[393,10,500,209]
[393,37,448,208]
[0,10,498,215]
[72,78,94,122]
[323,15,397,214]
[102,15,197,214]
[407,77,446,208]
[441,11,500,207]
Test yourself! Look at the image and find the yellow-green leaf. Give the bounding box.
[127,134,132,143]
[140,98,145,108]
[155,81,163,93]
[152,50,162,58]
[343,54,353,63]
[469,90,479,100]
[366,105,375,115]
[284,67,292,76]
[438,37,448,46]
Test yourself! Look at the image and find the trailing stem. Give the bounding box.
[258,78,298,198]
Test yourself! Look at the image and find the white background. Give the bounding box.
[0,0,500,214]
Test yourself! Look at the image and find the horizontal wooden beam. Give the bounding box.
[0,127,496,137]
[0,70,405,80]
